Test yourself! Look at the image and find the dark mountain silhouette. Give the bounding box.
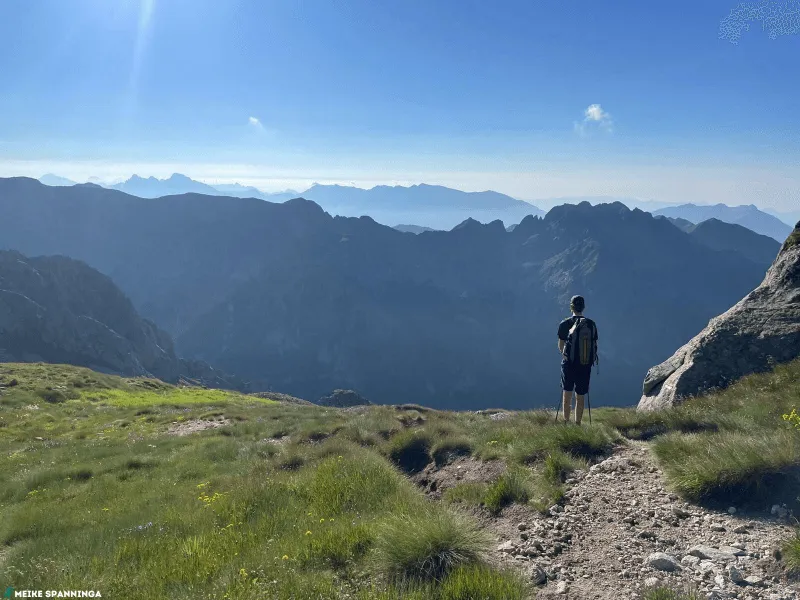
[0,250,244,389]
[0,177,774,409]
[393,224,437,234]
[654,203,792,242]
[527,196,682,213]
[656,215,694,232]
[657,215,781,264]
[684,218,781,266]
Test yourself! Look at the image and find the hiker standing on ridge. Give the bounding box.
[557,295,598,424]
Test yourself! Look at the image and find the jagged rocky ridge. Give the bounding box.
[0,177,778,408]
[639,222,800,410]
[0,250,244,389]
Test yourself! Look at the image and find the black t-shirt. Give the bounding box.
[558,316,598,358]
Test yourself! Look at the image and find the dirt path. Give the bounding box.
[430,441,800,599]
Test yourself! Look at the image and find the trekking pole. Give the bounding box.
[554,387,561,423]
[587,392,592,425]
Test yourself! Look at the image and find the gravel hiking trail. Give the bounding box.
[421,439,800,600]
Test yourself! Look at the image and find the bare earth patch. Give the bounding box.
[412,455,507,498]
[167,418,230,436]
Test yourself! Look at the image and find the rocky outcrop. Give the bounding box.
[0,251,245,389]
[638,222,800,410]
[317,389,371,408]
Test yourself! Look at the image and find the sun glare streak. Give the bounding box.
[125,0,156,116]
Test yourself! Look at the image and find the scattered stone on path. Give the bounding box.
[727,564,745,584]
[531,566,547,585]
[644,576,661,588]
[485,441,796,600]
[646,552,681,572]
[687,545,737,563]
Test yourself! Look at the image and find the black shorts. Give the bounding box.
[561,361,592,395]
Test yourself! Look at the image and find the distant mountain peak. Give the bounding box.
[653,203,792,242]
[167,173,193,182]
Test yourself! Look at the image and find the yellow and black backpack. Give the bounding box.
[565,317,597,367]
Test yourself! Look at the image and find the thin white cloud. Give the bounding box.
[248,116,264,130]
[574,103,613,134]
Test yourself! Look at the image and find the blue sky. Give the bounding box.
[1,0,799,208]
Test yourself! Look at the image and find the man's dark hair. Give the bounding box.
[570,295,585,312]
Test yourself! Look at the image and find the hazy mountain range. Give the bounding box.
[2,177,782,408]
[37,173,542,230]
[37,172,797,234]
[653,203,792,242]
[657,216,781,265]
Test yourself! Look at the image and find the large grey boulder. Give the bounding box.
[639,223,800,411]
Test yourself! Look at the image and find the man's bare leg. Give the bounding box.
[562,390,572,422]
[575,394,585,425]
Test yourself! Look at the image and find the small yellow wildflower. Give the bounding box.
[282,555,289,560]
[305,530,312,536]
[239,568,248,578]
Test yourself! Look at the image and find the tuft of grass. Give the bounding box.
[387,430,433,474]
[542,450,579,484]
[483,468,531,515]
[652,429,800,503]
[783,528,800,573]
[372,506,490,584]
[431,437,473,466]
[437,565,527,600]
[442,483,488,508]
[301,451,404,515]
[784,228,800,249]
[642,586,700,600]
[509,422,617,463]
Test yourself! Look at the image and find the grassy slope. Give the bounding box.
[0,363,619,599]
[597,359,800,506]
[3,359,800,598]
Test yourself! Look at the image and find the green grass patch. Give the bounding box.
[652,427,800,505]
[372,505,490,584]
[443,483,488,508]
[641,586,700,600]
[782,528,800,573]
[483,468,531,515]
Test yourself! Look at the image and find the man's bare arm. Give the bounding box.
[558,339,565,354]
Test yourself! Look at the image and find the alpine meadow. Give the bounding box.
[2,1,800,599]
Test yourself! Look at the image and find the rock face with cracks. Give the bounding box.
[639,222,800,411]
